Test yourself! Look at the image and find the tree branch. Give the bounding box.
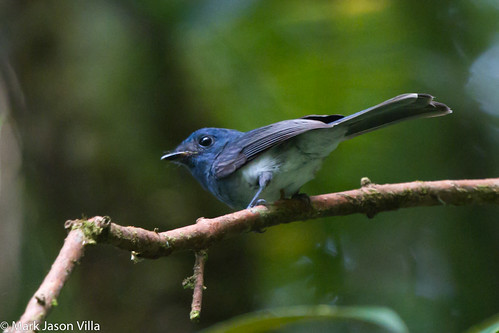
[6,224,89,332]
[8,178,499,329]
[94,177,499,258]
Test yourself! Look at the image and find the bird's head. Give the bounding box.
[162,127,242,186]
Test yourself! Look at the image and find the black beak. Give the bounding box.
[161,151,194,162]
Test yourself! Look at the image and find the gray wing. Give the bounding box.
[213,118,334,179]
[213,93,451,179]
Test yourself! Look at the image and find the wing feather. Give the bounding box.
[214,119,333,179]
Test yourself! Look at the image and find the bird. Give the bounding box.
[162,93,451,210]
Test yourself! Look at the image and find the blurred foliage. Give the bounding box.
[465,313,499,333]
[1,0,498,332]
[203,305,409,333]
[466,314,499,333]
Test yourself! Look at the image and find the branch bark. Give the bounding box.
[96,177,499,258]
[8,178,499,330]
[6,225,89,332]
[186,250,208,321]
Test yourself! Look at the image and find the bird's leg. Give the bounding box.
[247,171,273,209]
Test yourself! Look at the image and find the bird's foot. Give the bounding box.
[291,192,311,205]
[247,199,268,233]
[247,198,268,209]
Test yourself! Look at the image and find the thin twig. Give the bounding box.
[189,250,208,322]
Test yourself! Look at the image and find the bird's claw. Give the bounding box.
[255,199,267,206]
[291,192,311,205]
[247,198,267,209]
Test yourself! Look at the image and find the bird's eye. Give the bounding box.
[198,136,213,147]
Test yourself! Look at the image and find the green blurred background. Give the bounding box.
[1,0,498,332]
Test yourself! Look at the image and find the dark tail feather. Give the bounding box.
[332,93,452,140]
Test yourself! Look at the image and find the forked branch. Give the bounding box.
[7,177,499,331]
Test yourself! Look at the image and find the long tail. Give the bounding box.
[332,93,452,140]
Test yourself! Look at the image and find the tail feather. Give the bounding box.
[333,93,452,140]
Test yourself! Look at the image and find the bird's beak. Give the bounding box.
[161,151,194,162]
